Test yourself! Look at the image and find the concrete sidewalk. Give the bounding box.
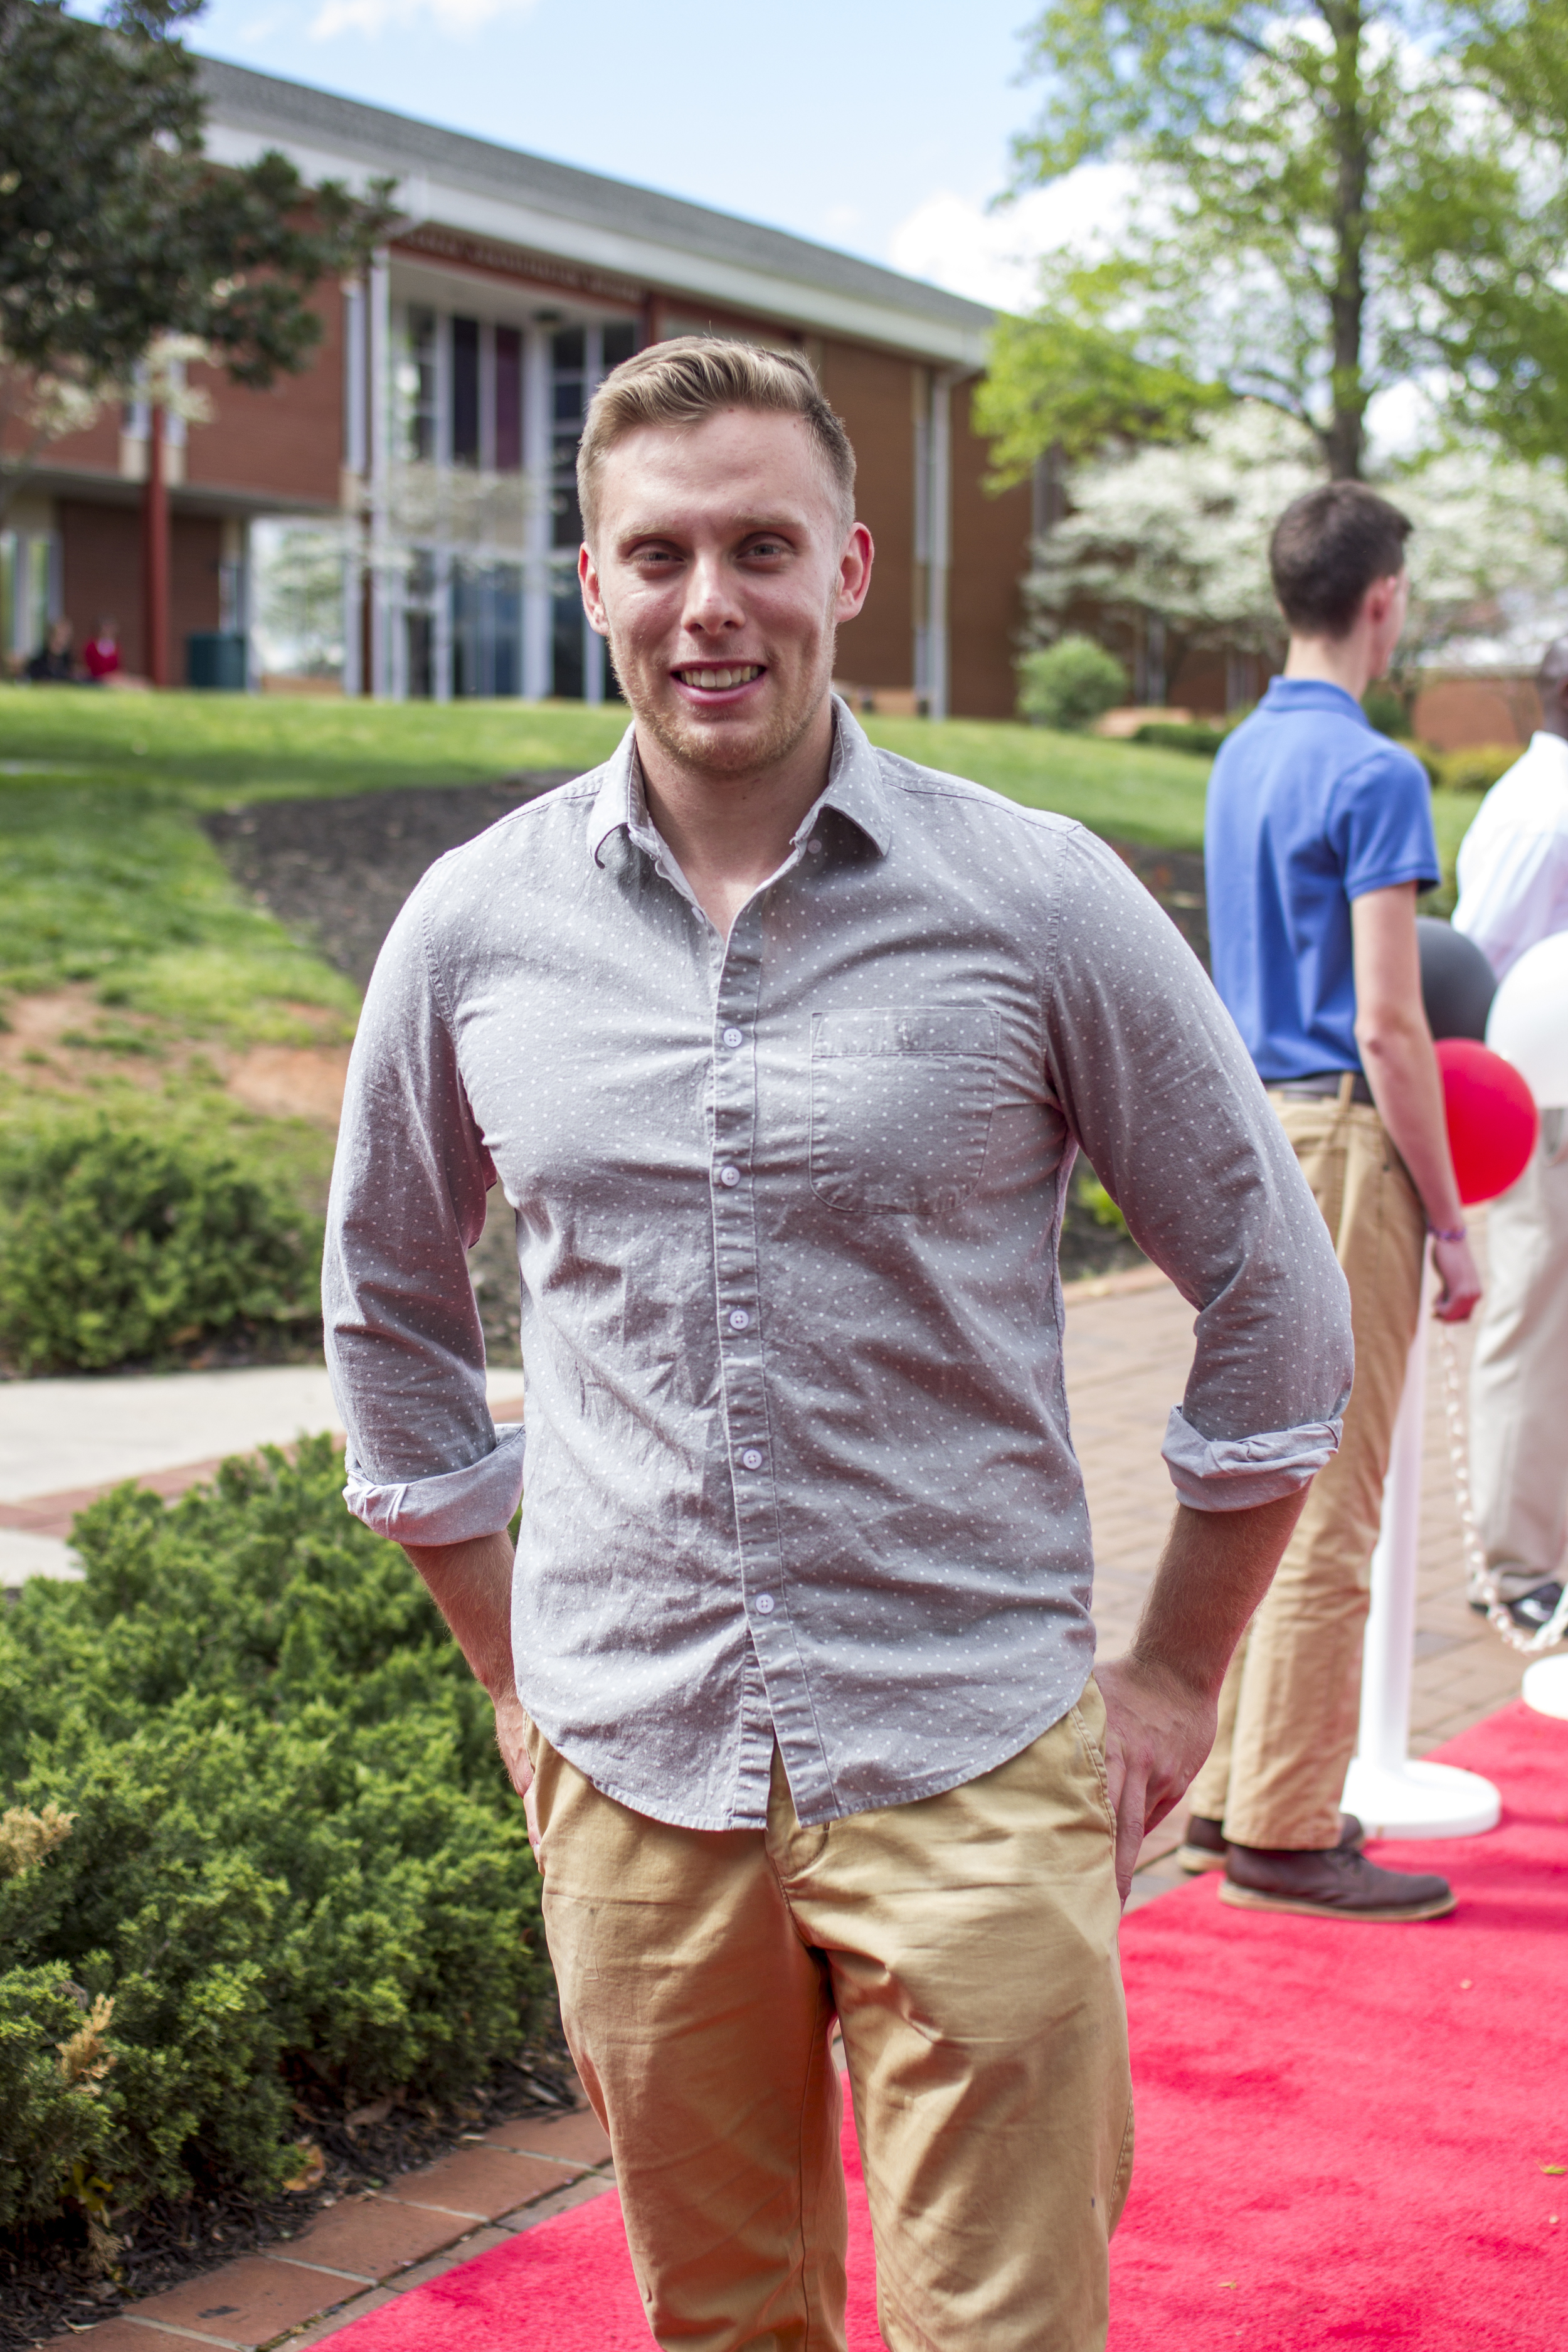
[0,1364,526,1586]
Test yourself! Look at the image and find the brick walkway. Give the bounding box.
[67,1251,1532,2348]
[71,2109,614,2352]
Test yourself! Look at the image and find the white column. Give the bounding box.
[521,324,551,699]
[924,373,953,721]
[1342,1257,1502,1838]
[368,250,393,699]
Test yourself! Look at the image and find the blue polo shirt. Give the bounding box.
[1205,678,1439,1081]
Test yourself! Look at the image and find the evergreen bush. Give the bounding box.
[0,1116,323,1372]
[1017,636,1129,731]
[1427,743,1518,795]
[0,1438,546,2238]
[1131,718,1232,757]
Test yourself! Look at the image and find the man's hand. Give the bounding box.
[1431,1231,1482,1323]
[1098,1489,1308,1903]
[400,1528,540,1854]
[1096,1655,1219,1902]
[493,1686,541,1860]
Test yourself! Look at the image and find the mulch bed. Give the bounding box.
[1,2033,580,2352]
[206,776,572,992]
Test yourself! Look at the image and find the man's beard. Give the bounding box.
[607,629,835,783]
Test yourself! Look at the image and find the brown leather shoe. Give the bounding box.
[1177,1809,1364,1876]
[1175,1815,1229,1873]
[1220,1840,1454,1922]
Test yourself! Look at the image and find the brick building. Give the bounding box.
[3,60,1030,716]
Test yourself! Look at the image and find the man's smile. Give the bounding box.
[671,663,766,694]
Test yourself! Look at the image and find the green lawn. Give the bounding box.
[0,686,1214,839]
[0,686,1485,1051]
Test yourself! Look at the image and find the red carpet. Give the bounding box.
[330,1703,1567,2351]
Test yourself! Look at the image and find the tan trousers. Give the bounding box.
[526,1683,1133,2352]
[1470,1112,1568,1595]
[1188,1082,1426,1849]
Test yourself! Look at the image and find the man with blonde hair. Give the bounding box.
[325,337,1351,2351]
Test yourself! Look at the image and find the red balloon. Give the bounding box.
[1435,1038,1538,1204]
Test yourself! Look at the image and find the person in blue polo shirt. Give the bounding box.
[1185,481,1482,1922]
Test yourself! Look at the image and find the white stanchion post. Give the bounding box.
[1522,1655,1568,1719]
[1342,1251,1502,1838]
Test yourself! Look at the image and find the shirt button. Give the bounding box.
[718,1164,741,1188]
[755,1592,776,1614]
[740,1447,763,1470]
[722,1026,744,1048]
[728,1308,751,1331]
[807,836,824,856]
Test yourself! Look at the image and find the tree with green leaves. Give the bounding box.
[980,1,1568,483]
[0,0,395,524]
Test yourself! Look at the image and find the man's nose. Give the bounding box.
[681,557,744,635]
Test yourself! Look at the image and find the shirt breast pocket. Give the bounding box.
[809,1007,1001,1216]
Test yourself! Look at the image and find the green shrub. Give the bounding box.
[0,1116,323,1372]
[1427,742,1518,795]
[0,1966,115,2235]
[1361,682,1412,737]
[1017,636,1129,731]
[0,1438,546,2237]
[1076,1167,1128,1234]
[1132,719,1231,757]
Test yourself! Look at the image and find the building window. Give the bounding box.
[551,326,588,553]
[495,326,522,472]
[451,315,480,466]
[375,301,637,701]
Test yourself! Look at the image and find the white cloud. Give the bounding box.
[886,166,1138,312]
[311,0,537,39]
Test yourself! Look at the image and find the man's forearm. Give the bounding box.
[402,1530,517,1702]
[1356,1011,1464,1229]
[1128,1491,1307,1698]
[1096,1490,1306,1895]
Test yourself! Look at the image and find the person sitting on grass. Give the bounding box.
[24,617,78,683]
[324,337,1353,2352]
[82,616,122,684]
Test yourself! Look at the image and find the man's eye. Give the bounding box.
[748,539,788,558]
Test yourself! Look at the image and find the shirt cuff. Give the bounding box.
[343,1424,525,1544]
[1161,1406,1341,1512]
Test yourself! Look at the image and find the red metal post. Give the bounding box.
[142,403,170,687]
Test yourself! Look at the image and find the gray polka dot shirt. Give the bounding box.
[324,701,1352,1830]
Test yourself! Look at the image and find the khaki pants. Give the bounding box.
[527,1684,1133,2352]
[1188,1082,1426,1849]
[1470,1113,1568,1594]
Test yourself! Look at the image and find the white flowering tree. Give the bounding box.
[1024,403,1568,704]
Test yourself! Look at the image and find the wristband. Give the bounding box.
[1428,1223,1466,1243]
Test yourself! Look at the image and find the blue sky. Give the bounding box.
[181,0,1124,309]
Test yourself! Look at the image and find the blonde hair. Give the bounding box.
[577,336,856,541]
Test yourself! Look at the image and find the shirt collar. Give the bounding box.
[587,694,893,870]
[1261,676,1372,727]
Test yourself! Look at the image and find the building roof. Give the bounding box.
[198,59,995,369]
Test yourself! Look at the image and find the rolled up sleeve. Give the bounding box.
[1042,827,1353,1512]
[324,877,517,1544]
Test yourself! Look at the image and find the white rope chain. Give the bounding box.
[1437,1323,1568,1656]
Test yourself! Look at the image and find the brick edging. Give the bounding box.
[71,2104,614,2350]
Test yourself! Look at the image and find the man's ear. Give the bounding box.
[580,541,610,640]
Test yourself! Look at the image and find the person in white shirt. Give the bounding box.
[1453,633,1568,1628]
